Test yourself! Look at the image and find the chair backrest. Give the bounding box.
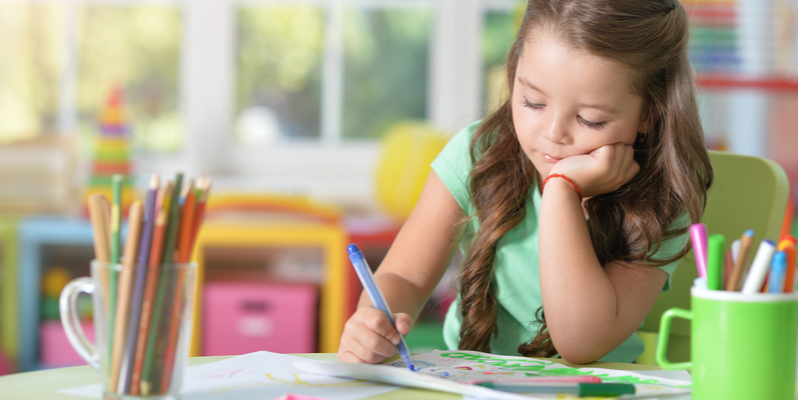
[641,150,790,361]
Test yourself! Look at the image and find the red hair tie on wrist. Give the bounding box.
[542,174,583,200]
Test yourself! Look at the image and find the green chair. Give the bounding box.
[636,150,790,365]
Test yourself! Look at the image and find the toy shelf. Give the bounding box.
[695,75,798,91]
[191,217,348,355]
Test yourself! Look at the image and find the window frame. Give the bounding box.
[54,0,515,202]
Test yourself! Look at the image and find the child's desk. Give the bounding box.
[0,354,688,400]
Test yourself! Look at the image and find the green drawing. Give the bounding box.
[439,351,677,386]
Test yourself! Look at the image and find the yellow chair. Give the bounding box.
[189,195,349,356]
[636,150,790,364]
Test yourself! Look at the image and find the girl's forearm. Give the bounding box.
[538,179,632,362]
[357,271,430,322]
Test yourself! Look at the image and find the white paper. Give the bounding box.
[59,350,692,400]
[296,350,691,399]
[58,352,400,400]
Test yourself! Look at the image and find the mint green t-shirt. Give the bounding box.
[431,121,689,363]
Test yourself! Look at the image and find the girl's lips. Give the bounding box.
[542,153,563,163]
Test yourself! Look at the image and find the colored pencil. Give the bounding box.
[141,174,183,395]
[88,194,112,316]
[110,200,143,392]
[177,179,196,263]
[160,179,198,391]
[88,194,112,263]
[723,249,734,289]
[726,229,754,291]
[120,174,159,393]
[778,237,797,292]
[108,174,124,369]
[130,183,171,396]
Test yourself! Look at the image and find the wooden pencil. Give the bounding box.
[723,249,734,290]
[177,179,196,263]
[88,194,112,318]
[110,200,143,392]
[129,186,170,396]
[141,174,183,395]
[88,194,112,263]
[160,179,198,391]
[726,230,754,291]
[108,174,124,371]
[120,174,159,393]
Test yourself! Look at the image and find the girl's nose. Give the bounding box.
[545,115,570,144]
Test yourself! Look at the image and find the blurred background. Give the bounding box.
[0,0,796,374]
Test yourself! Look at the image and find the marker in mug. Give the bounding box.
[741,240,776,294]
[768,251,787,293]
[690,223,708,278]
[347,244,415,371]
[706,234,725,290]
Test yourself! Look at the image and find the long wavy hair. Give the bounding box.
[457,0,713,357]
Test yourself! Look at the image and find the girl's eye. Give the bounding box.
[578,116,606,130]
[522,98,544,109]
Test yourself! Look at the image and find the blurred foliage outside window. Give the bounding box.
[342,7,430,140]
[77,5,181,153]
[481,7,520,116]
[0,2,61,144]
[236,6,325,144]
[235,5,431,144]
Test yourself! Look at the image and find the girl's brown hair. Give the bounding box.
[457,0,713,357]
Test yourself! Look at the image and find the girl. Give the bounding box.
[339,0,712,364]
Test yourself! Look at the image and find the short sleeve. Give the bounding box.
[651,212,691,291]
[430,121,481,213]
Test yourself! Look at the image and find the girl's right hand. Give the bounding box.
[338,306,414,364]
[550,142,639,198]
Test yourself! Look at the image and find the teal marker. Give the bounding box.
[475,382,635,397]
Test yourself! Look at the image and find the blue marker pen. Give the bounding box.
[769,251,787,293]
[347,243,415,371]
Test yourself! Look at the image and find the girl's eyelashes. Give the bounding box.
[522,98,544,109]
[521,97,607,130]
[578,115,606,130]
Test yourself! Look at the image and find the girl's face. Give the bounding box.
[511,33,649,184]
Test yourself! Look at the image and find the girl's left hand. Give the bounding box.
[549,142,639,198]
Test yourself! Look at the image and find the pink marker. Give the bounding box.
[690,223,709,278]
[468,376,602,385]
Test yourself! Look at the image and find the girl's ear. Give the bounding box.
[638,109,656,134]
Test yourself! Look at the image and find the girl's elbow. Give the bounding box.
[552,338,604,364]
[557,348,600,365]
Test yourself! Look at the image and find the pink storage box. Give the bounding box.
[40,320,95,368]
[203,281,318,356]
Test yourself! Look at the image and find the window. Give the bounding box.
[0,2,61,143]
[236,6,324,144]
[77,4,181,152]
[341,7,431,140]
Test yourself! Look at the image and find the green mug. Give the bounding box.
[656,287,797,400]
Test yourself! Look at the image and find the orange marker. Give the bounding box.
[779,236,797,292]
